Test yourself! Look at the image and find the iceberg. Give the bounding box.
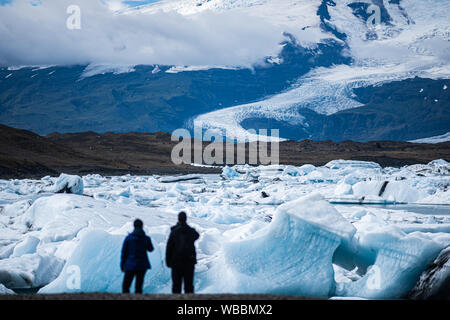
[17,194,140,243]
[333,180,425,204]
[0,253,64,290]
[221,166,241,179]
[337,232,443,299]
[0,284,14,294]
[282,165,301,177]
[0,160,449,298]
[40,229,168,294]
[222,194,355,297]
[52,174,84,195]
[11,236,40,258]
[325,160,381,170]
[283,164,316,177]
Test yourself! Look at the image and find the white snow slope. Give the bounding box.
[0,160,449,299]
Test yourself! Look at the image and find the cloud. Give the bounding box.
[0,0,286,67]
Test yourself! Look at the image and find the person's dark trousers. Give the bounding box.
[122,270,146,294]
[171,264,195,294]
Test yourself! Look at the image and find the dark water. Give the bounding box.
[11,287,42,294]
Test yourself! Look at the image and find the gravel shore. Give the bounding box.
[0,293,318,300]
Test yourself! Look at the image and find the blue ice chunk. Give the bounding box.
[222,166,240,179]
[337,233,443,299]
[223,194,356,297]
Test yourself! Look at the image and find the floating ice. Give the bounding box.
[159,175,203,183]
[334,182,353,196]
[408,246,450,300]
[283,165,301,177]
[0,253,64,289]
[352,180,423,204]
[40,229,168,294]
[337,232,443,299]
[52,174,84,195]
[332,179,427,205]
[221,166,241,179]
[0,159,449,297]
[0,284,14,294]
[325,160,381,170]
[221,194,355,297]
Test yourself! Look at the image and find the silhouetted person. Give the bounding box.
[121,219,154,294]
[166,212,200,294]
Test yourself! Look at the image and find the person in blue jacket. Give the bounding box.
[120,219,154,294]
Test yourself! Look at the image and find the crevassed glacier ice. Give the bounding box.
[0,160,449,297]
[52,174,84,195]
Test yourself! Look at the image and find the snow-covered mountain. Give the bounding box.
[1,161,450,297]
[122,0,328,45]
[0,0,448,141]
[187,0,450,141]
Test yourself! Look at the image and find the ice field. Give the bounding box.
[0,160,449,298]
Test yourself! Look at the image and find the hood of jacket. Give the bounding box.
[132,227,146,237]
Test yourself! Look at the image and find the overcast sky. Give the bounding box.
[0,0,286,67]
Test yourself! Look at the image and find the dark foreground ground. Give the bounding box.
[1,124,449,179]
[0,293,317,300]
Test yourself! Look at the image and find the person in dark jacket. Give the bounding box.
[121,219,154,294]
[166,211,200,294]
